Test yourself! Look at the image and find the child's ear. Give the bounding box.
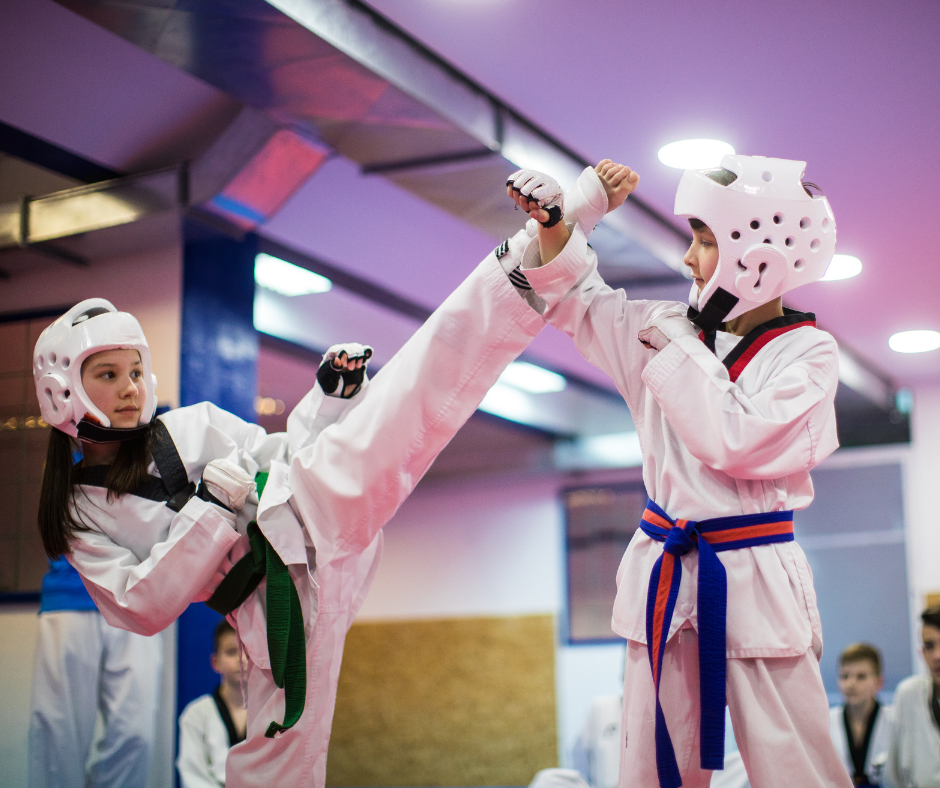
[210,653,221,675]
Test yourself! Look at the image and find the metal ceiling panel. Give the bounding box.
[56,0,690,276]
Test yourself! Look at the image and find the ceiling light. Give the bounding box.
[254,253,332,296]
[657,139,735,169]
[889,330,940,354]
[821,254,862,281]
[497,361,567,393]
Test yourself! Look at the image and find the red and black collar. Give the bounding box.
[699,309,816,382]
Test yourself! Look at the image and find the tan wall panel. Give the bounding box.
[327,615,558,787]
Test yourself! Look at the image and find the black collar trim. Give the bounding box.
[76,419,151,444]
[212,685,246,747]
[701,308,816,382]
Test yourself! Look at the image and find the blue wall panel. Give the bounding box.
[176,220,258,758]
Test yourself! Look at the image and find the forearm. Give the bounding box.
[536,220,571,266]
[69,499,241,635]
[642,336,839,478]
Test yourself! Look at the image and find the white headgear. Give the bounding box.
[33,298,157,440]
[675,154,836,330]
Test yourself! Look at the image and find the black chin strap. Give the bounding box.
[687,287,739,333]
[76,419,152,444]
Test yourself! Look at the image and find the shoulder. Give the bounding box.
[829,704,844,721]
[894,674,930,704]
[179,692,216,722]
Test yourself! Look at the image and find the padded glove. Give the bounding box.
[506,169,564,228]
[317,343,373,398]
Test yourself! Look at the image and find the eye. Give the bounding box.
[131,370,142,379]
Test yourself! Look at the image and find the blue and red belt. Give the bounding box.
[639,499,795,788]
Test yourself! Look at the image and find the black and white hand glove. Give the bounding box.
[197,458,256,512]
[317,343,373,398]
[506,169,564,228]
[638,309,700,351]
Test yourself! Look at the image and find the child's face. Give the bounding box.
[211,632,246,684]
[80,348,143,428]
[837,659,883,706]
[683,224,720,291]
[922,624,940,685]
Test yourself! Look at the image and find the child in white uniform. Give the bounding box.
[177,620,246,788]
[887,605,940,788]
[33,237,545,788]
[505,156,851,788]
[829,643,894,787]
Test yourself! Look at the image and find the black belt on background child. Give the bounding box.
[77,419,306,738]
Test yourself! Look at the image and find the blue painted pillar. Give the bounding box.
[176,219,258,735]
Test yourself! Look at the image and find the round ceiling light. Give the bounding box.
[889,330,940,354]
[658,139,735,169]
[820,254,862,281]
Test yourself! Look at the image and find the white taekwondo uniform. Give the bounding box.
[887,675,940,788]
[65,239,544,788]
[574,696,751,788]
[829,702,895,786]
[177,690,237,788]
[27,566,163,788]
[518,225,850,788]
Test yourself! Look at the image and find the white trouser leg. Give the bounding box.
[88,620,162,788]
[226,569,343,788]
[726,649,853,788]
[27,611,103,788]
[620,630,712,788]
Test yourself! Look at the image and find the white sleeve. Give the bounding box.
[640,331,840,479]
[177,700,224,788]
[286,379,364,455]
[67,496,241,636]
[522,224,673,412]
[288,249,545,564]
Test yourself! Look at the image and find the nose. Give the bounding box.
[683,243,696,269]
[119,376,139,399]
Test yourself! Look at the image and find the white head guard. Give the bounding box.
[33,298,157,440]
[675,154,836,330]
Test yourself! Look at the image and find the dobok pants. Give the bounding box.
[619,627,853,788]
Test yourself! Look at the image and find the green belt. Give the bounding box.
[206,472,306,738]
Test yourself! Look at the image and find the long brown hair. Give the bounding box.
[38,425,154,558]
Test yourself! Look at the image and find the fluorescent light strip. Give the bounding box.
[889,330,940,354]
[255,253,332,296]
[497,361,567,393]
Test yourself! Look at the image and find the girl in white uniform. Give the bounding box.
[504,156,851,788]
[32,240,545,788]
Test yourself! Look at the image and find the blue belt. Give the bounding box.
[640,499,795,788]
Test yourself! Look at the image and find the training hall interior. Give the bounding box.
[1,1,939,786]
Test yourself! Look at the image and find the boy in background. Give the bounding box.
[888,605,940,788]
[830,643,894,786]
[177,620,246,788]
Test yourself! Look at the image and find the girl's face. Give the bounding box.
[80,348,144,428]
[684,224,720,291]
